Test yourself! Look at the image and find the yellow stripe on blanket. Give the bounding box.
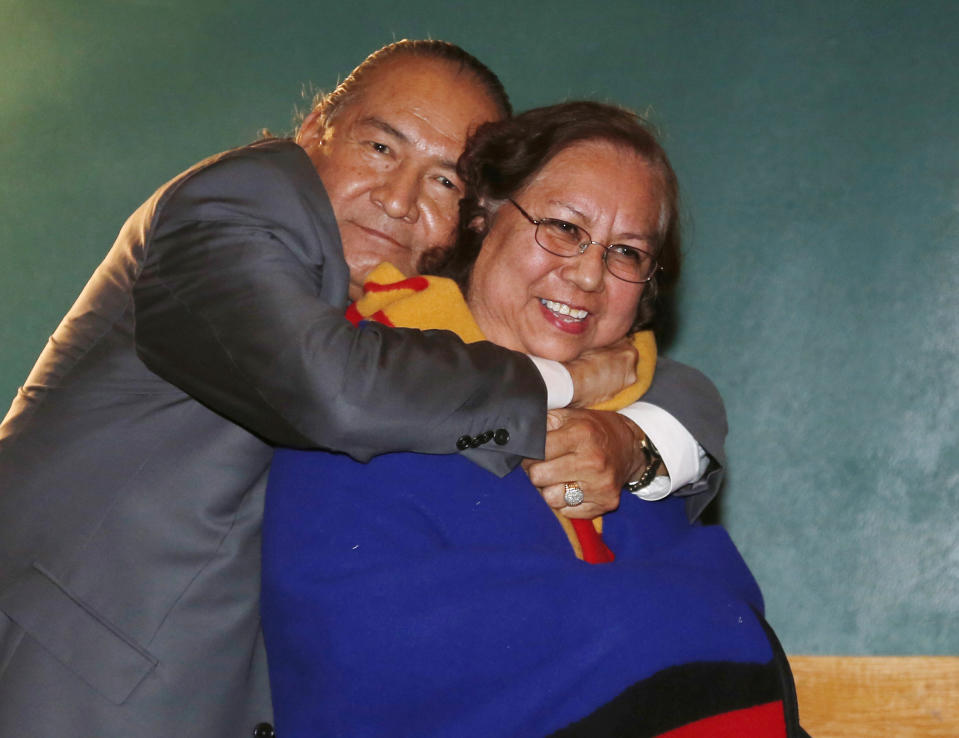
[354,262,486,344]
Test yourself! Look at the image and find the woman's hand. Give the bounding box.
[564,337,638,408]
[522,408,648,519]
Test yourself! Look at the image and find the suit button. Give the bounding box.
[493,428,510,446]
[456,435,472,450]
[469,434,484,448]
[253,723,276,738]
[479,430,494,444]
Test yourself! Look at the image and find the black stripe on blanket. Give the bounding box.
[549,613,807,738]
[548,659,783,738]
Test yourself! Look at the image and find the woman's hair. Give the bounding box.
[421,100,681,330]
[307,39,512,130]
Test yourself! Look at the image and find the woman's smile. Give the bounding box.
[538,297,590,334]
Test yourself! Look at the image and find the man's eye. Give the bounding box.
[369,141,390,154]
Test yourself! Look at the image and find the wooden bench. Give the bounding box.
[788,656,959,737]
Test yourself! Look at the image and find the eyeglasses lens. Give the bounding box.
[535,221,655,283]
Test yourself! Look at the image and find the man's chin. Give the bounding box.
[343,223,417,270]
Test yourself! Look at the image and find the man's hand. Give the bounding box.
[563,337,637,408]
[523,408,647,519]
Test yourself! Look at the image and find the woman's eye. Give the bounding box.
[546,220,582,241]
[436,176,458,191]
[612,245,643,262]
[609,243,652,264]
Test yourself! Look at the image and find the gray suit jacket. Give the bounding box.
[0,140,726,737]
[0,141,548,737]
[642,357,727,521]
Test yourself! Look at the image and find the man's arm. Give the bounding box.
[524,356,727,521]
[132,142,546,468]
[637,356,727,519]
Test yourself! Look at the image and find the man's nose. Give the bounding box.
[371,165,420,222]
[561,242,606,292]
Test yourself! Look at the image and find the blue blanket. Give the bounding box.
[261,449,799,737]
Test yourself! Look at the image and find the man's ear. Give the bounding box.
[296,108,325,149]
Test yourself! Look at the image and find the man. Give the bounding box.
[292,40,722,519]
[0,40,724,737]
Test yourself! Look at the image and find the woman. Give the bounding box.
[261,102,802,737]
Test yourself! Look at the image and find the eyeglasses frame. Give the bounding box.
[506,199,660,284]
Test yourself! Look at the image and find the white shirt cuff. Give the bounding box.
[527,356,574,410]
[617,401,708,500]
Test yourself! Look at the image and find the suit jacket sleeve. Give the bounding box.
[132,142,545,471]
[640,356,728,520]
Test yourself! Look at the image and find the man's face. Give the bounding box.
[299,57,503,300]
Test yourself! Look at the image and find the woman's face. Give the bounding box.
[468,140,664,362]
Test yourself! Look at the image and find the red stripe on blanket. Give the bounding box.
[363,275,430,293]
[654,700,787,738]
[345,304,397,328]
[571,519,615,563]
[344,303,364,326]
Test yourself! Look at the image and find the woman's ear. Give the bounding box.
[469,197,504,235]
[467,214,488,233]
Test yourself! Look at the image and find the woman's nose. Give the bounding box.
[560,242,606,292]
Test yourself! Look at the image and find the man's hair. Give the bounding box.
[304,39,512,132]
[421,100,682,330]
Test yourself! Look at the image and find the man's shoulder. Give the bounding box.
[649,355,728,441]
[169,139,321,204]
[654,356,723,401]
[194,138,310,175]
[148,139,335,237]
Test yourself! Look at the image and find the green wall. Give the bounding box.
[2,0,956,654]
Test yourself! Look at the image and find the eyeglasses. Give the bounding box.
[508,199,659,284]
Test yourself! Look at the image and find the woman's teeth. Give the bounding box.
[540,298,588,321]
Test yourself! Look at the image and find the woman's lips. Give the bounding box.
[538,297,589,335]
